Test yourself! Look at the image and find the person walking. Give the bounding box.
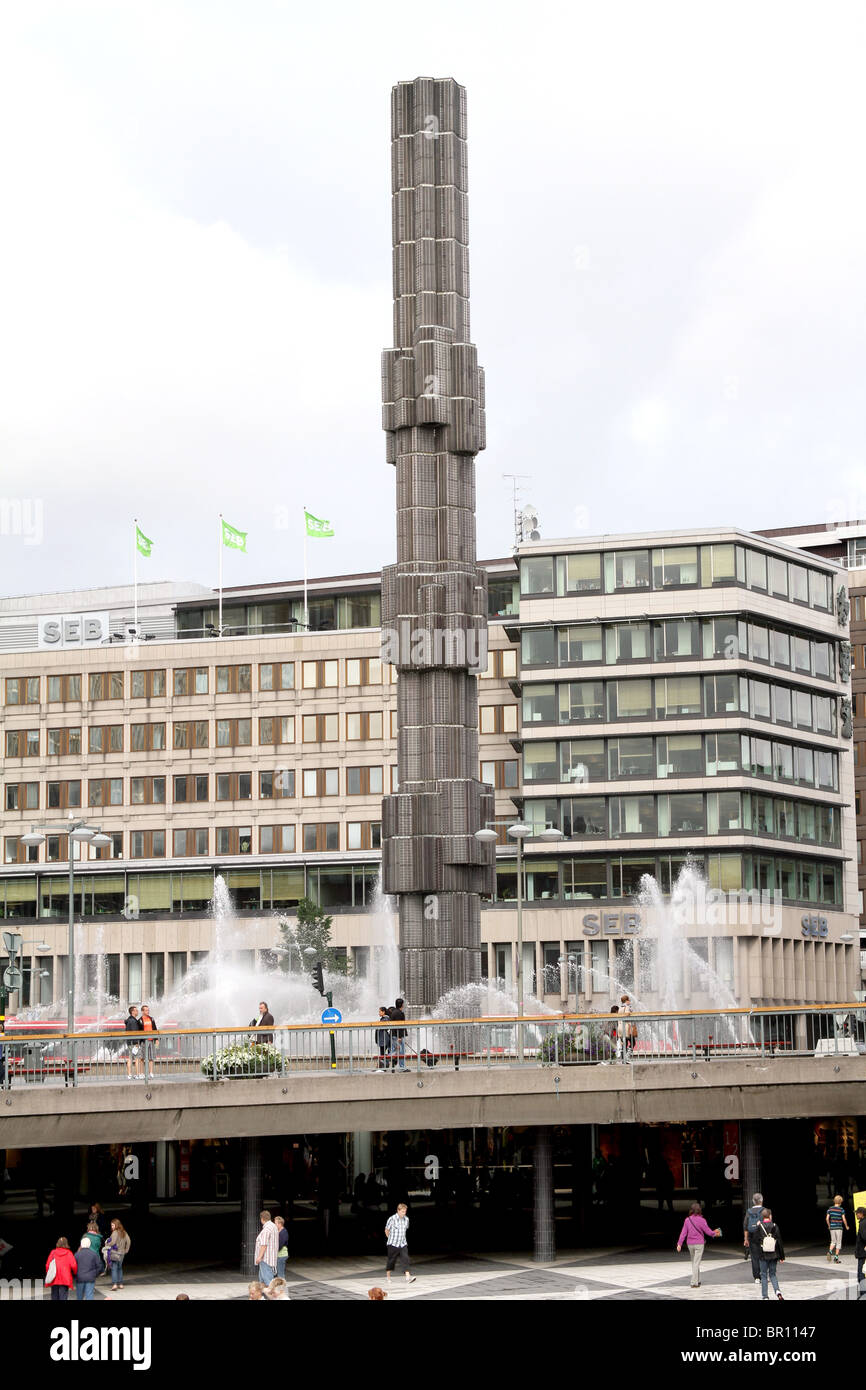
[388,999,408,1071]
[756,1208,785,1300]
[274,1214,288,1280]
[104,1218,131,1290]
[45,1237,77,1302]
[375,1007,392,1071]
[75,1237,102,1301]
[140,1005,158,1081]
[825,1194,849,1263]
[124,1005,143,1080]
[743,1191,765,1282]
[384,1202,415,1285]
[676,1201,722,1288]
[854,1206,865,1297]
[81,1220,103,1258]
[249,1002,275,1045]
[254,1210,279,1286]
[620,995,638,1061]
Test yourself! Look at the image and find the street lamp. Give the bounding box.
[19,817,109,1035]
[474,818,564,1056]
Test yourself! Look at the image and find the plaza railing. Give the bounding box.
[0,1003,863,1088]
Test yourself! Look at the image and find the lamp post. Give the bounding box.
[20,819,111,1035]
[475,819,563,1057]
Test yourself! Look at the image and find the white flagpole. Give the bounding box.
[218,513,223,636]
[303,505,308,631]
[133,518,139,641]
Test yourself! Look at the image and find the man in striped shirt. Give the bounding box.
[385,1203,416,1285]
[255,1210,279,1285]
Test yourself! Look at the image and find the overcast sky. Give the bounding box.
[2,0,865,599]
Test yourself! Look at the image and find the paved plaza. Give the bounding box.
[22,1244,862,1301]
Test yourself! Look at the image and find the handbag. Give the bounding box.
[46,1258,57,1284]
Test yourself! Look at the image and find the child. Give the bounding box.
[826,1195,849,1264]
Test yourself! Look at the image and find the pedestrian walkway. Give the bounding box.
[24,1244,861,1301]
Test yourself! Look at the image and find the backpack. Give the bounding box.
[760,1221,777,1255]
[746,1206,763,1235]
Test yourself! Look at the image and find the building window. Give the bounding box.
[520,556,555,594]
[258,716,295,746]
[346,711,383,741]
[173,720,209,749]
[47,674,82,702]
[5,782,39,811]
[259,662,295,691]
[215,827,252,855]
[173,774,209,802]
[4,836,40,864]
[131,669,166,698]
[130,776,166,805]
[346,766,384,795]
[88,672,124,700]
[479,704,519,735]
[5,729,40,758]
[302,660,339,689]
[259,825,296,853]
[260,770,295,799]
[216,664,252,694]
[604,550,650,592]
[302,714,339,743]
[90,830,123,860]
[88,778,123,807]
[130,830,166,858]
[480,758,520,789]
[346,657,382,686]
[47,780,81,809]
[302,823,340,852]
[651,546,698,588]
[347,821,382,850]
[88,726,124,754]
[131,722,166,751]
[216,718,252,747]
[302,768,339,797]
[5,676,40,705]
[216,772,252,801]
[172,828,209,857]
[47,727,81,756]
[173,667,209,696]
[480,648,520,680]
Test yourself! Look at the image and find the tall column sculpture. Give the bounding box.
[381,77,495,1012]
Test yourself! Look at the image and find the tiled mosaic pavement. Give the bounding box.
[33,1245,863,1301]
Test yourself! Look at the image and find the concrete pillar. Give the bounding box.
[533,1127,556,1263]
[741,1122,762,1211]
[241,1137,262,1277]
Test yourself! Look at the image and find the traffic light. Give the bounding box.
[311,961,325,996]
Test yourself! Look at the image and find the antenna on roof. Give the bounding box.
[502,474,533,550]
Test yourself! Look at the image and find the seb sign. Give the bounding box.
[38,612,110,650]
[581,911,641,937]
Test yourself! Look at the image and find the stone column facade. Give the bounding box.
[381,77,495,1012]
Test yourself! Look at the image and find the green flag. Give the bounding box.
[136,526,153,558]
[222,519,247,552]
[305,510,334,539]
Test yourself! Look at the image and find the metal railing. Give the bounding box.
[0,1004,863,1088]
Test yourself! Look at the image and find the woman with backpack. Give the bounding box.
[104,1218,131,1290]
[756,1207,785,1300]
[676,1201,722,1288]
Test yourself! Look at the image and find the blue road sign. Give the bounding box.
[321,1007,342,1025]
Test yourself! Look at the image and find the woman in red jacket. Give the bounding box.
[45,1236,77,1301]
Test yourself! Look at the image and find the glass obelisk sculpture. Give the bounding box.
[381,77,496,1012]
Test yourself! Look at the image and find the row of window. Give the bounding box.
[4,765,398,812]
[520,543,835,609]
[0,863,381,918]
[523,673,838,735]
[523,731,840,790]
[3,820,383,864]
[5,710,396,757]
[4,658,394,707]
[521,615,837,681]
[483,852,843,906]
[176,592,382,637]
[523,936,736,997]
[522,790,842,846]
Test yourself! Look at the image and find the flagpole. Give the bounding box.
[133,518,139,642]
[303,505,308,632]
[218,513,223,637]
